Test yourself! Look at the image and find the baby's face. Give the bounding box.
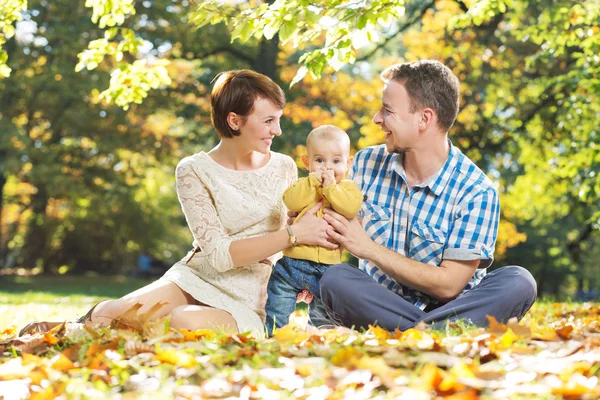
[305,138,351,183]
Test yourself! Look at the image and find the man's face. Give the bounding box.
[372,81,421,154]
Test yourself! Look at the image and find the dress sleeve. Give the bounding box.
[176,157,234,273]
[322,179,363,219]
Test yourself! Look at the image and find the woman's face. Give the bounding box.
[233,97,283,154]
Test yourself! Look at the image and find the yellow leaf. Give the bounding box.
[21,353,43,365]
[180,328,216,341]
[331,347,363,367]
[418,363,444,392]
[50,353,74,372]
[445,389,480,400]
[449,361,477,379]
[29,385,56,400]
[155,347,196,368]
[499,328,519,348]
[273,324,309,344]
[43,332,59,346]
[531,325,558,341]
[439,373,465,393]
[367,325,392,342]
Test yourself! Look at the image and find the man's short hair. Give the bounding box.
[211,70,286,138]
[381,60,460,131]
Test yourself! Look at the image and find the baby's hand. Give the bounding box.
[310,169,324,183]
[322,170,335,187]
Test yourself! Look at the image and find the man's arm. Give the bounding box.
[323,211,478,302]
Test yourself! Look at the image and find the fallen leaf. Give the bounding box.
[49,353,74,372]
[155,346,196,368]
[555,325,574,340]
[273,324,309,344]
[486,315,507,335]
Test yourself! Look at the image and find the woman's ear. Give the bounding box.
[227,112,241,131]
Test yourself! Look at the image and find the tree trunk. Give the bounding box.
[20,186,50,269]
[0,164,6,267]
[567,223,593,295]
[253,36,280,81]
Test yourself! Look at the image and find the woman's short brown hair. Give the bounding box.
[381,60,460,131]
[210,70,286,138]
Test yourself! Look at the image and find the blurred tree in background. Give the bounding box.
[0,0,598,298]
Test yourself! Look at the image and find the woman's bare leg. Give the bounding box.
[169,305,239,333]
[91,280,194,325]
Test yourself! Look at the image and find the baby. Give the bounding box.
[265,125,363,335]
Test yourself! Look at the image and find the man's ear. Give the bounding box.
[344,155,354,179]
[302,154,310,170]
[419,108,436,131]
[227,112,241,131]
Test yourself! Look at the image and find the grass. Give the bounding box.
[0,274,152,330]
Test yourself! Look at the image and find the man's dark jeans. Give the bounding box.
[320,264,537,331]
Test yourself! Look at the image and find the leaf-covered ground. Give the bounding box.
[1,301,599,399]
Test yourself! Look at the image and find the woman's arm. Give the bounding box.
[177,158,336,271]
[229,202,337,267]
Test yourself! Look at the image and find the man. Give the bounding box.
[319,60,537,331]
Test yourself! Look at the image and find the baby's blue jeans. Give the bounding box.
[265,256,331,336]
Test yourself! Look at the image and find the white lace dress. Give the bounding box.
[160,151,297,338]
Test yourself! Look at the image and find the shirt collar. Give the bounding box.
[389,139,459,197]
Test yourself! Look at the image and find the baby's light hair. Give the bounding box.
[306,125,350,154]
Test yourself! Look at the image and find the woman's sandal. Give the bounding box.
[18,300,108,336]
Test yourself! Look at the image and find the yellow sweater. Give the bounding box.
[283,175,363,264]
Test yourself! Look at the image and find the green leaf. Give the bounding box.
[279,20,297,43]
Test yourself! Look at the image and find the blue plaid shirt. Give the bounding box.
[350,141,500,310]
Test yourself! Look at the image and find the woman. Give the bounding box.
[20,70,336,339]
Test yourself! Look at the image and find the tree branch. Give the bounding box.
[193,46,255,65]
[453,0,470,13]
[356,0,435,62]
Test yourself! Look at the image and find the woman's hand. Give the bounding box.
[291,202,338,249]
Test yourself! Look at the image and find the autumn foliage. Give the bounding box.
[1,302,599,398]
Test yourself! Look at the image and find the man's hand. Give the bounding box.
[293,202,339,249]
[322,170,335,187]
[323,208,374,259]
